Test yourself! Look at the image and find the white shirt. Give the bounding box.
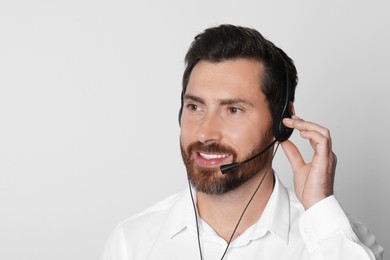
[101,175,384,260]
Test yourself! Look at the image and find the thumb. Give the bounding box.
[281,140,305,171]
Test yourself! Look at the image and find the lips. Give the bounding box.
[195,151,231,167]
[199,152,229,159]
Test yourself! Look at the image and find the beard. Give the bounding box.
[180,132,274,195]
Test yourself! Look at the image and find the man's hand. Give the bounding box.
[281,115,337,210]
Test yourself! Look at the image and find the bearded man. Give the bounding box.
[102,24,383,260]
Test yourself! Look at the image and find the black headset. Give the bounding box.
[178,60,293,143]
[271,61,294,142]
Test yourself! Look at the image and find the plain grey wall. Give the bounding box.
[0,0,388,259]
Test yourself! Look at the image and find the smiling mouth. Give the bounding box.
[194,151,232,168]
[198,152,230,160]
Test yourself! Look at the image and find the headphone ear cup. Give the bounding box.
[273,60,294,142]
[273,108,293,142]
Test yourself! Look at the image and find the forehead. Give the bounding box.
[186,59,266,102]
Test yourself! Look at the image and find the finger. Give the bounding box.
[281,140,306,171]
[299,130,331,156]
[283,117,330,139]
[284,117,333,150]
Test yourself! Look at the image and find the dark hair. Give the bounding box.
[181,24,298,122]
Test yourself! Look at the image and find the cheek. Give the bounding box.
[180,124,195,146]
[223,125,254,154]
[180,114,203,141]
[229,119,270,155]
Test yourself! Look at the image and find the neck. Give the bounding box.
[196,169,275,242]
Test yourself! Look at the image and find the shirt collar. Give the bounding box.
[166,173,291,245]
[249,173,290,244]
[166,184,197,239]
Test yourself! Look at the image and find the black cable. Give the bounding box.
[188,180,204,260]
[219,143,280,260]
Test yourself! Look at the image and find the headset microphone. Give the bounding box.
[220,140,277,174]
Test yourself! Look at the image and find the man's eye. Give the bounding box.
[187,104,200,111]
[229,107,242,114]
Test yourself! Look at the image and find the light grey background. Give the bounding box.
[0,1,389,259]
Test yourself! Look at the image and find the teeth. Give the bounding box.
[199,152,229,160]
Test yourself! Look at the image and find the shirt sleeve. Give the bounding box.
[100,224,130,260]
[299,195,384,260]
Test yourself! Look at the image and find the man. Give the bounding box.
[102,25,383,259]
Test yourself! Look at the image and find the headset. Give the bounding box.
[272,61,294,142]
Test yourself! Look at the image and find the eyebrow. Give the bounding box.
[219,98,254,107]
[184,94,254,107]
[184,94,205,105]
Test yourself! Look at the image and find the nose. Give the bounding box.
[196,111,223,144]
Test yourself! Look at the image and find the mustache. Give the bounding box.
[186,141,238,158]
